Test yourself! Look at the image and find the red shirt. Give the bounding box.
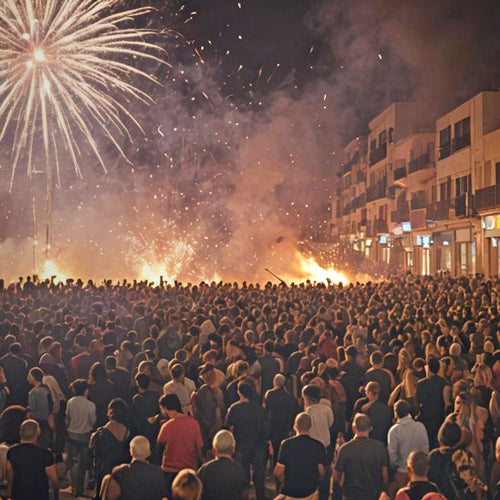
[157,414,203,472]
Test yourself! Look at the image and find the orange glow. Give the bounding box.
[291,252,349,285]
[40,259,69,282]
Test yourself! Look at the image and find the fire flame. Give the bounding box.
[39,259,69,282]
[293,253,349,285]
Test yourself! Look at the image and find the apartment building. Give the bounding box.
[332,90,500,276]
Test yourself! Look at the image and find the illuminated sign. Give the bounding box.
[379,235,388,244]
[483,214,500,231]
[402,222,412,232]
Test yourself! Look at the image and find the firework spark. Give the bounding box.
[0,0,164,189]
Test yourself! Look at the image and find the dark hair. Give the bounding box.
[89,362,107,382]
[70,379,89,396]
[108,398,129,425]
[29,367,44,383]
[370,351,383,366]
[159,394,182,413]
[237,382,254,400]
[346,345,357,359]
[428,357,440,375]
[105,356,117,370]
[394,399,411,419]
[302,384,321,404]
[438,422,461,448]
[264,340,274,353]
[171,363,184,380]
[135,373,151,391]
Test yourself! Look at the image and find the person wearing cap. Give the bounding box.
[274,412,326,500]
[197,430,248,500]
[264,373,298,464]
[428,421,486,499]
[333,413,389,500]
[395,451,440,500]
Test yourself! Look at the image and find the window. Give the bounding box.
[439,126,451,147]
[388,127,394,144]
[455,175,471,196]
[454,117,470,138]
[439,178,451,201]
[379,130,387,146]
[370,139,376,152]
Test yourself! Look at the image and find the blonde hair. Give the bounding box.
[474,363,492,388]
[171,469,202,500]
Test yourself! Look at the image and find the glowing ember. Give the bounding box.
[293,253,349,285]
[40,260,69,282]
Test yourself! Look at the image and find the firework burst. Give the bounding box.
[0,0,165,189]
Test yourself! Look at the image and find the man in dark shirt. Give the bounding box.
[225,382,270,500]
[362,351,392,403]
[352,382,392,444]
[132,373,159,447]
[395,450,439,500]
[106,356,131,403]
[6,420,59,500]
[334,413,389,500]
[198,430,248,500]
[416,358,448,448]
[1,343,29,405]
[264,373,298,463]
[257,340,280,398]
[275,412,326,499]
[341,346,364,420]
[107,436,166,500]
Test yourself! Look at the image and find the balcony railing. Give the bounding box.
[393,166,407,180]
[439,143,451,160]
[369,143,387,166]
[409,152,433,173]
[391,207,410,223]
[452,133,471,153]
[435,199,451,220]
[366,178,387,202]
[475,185,500,211]
[410,198,426,210]
[342,203,351,216]
[374,218,388,234]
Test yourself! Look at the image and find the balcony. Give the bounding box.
[356,171,366,184]
[391,207,410,223]
[425,204,435,220]
[374,218,388,234]
[409,152,433,174]
[475,185,500,211]
[410,198,426,210]
[452,133,471,153]
[342,203,351,216]
[369,143,387,166]
[393,166,407,180]
[439,143,451,160]
[454,194,468,217]
[435,199,451,221]
[366,178,387,202]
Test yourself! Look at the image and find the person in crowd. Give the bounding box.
[157,394,204,497]
[90,398,131,500]
[264,373,298,463]
[131,373,159,448]
[363,351,393,404]
[302,384,333,500]
[225,381,270,500]
[258,340,280,398]
[61,379,96,498]
[1,343,28,406]
[171,469,203,500]
[353,381,392,445]
[104,436,166,500]
[164,363,194,416]
[106,356,131,403]
[274,412,326,500]
[27,367,53,449]
[197,430,248,500]
[333,413,389,500]
[387,400,429,494]
[89,362,116,428]
[395,450,440,500]
[6,419,59,500]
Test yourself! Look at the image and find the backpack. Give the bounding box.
[90,427,130,480]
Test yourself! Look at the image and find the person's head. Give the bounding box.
[428,357,441,375]
[365,381,380,401]
[9,342,22,356]
[454,391,472,415]
[19,419,40,443]
[352,413,372,436]
[89,362,107,383]
[394,399,411,420]
[107,398,129,425]
[212,430,235,457]
[70,379,89,397]
[438,422,462,448]
[159,393,182,418]
[27,367,44,386]
[171,469,202,500]
[135,373,151,392]
[370,350,383,368]
[130,435,151,461]
[264,340,274,354]
[293,412,312,435]
[449,343,462,357]
[237,382,253,402]
[407,450,430,480]
[302,384,321,406]
[273,373,286,389]
[171,363,185,381]
[346,345,357,360]
[105,356,117,371]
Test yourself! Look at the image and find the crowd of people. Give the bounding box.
[0,273,500,499]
